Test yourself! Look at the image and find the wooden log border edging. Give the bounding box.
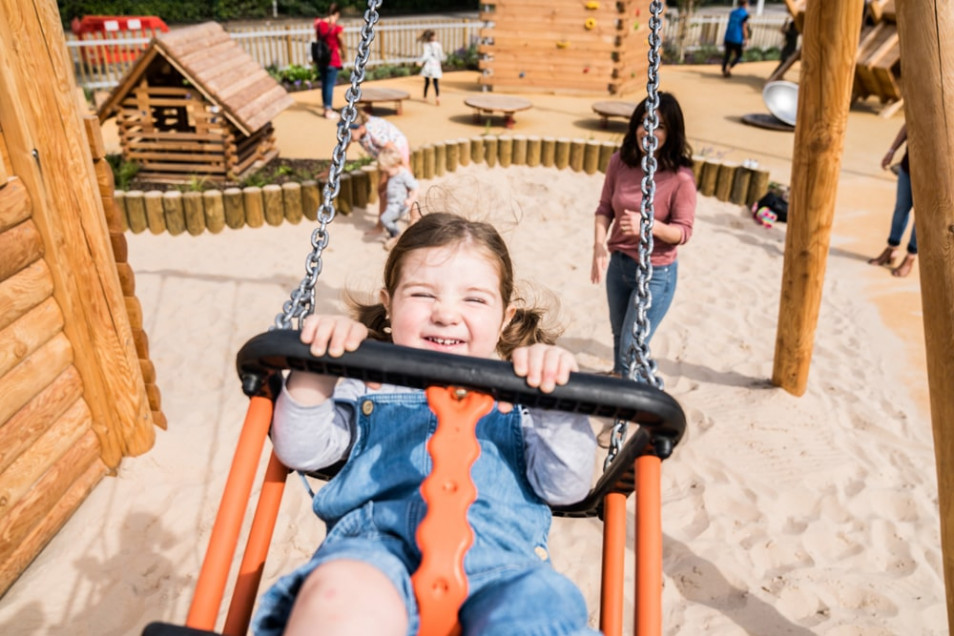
[113,139,775,236]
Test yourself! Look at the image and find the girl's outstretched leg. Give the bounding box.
[285,560,408,636]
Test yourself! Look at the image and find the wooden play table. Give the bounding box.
[464,94,533,129]
[591,101,638,128]
[358,87,410,115]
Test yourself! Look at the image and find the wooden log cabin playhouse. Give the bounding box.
[97,22,294,184]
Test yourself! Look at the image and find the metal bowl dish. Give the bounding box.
[762,81,799,127]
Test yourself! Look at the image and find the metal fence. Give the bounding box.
[661,10,789,52]
[66,12,790,91]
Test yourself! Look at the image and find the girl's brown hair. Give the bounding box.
[350,212,561,359]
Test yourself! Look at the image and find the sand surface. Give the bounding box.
[0,62,943,634]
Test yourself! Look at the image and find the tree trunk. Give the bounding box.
[676,0,696,64]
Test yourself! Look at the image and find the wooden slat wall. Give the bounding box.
[478,0,651,96]
[0,0,160,595]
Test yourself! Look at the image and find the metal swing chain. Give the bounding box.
[605,0,665,471]
[275,0,383,330]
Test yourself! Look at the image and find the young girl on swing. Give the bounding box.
[254,212,600,636]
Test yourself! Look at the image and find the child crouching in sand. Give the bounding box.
[377,145,420,249]
[253,212,599,635]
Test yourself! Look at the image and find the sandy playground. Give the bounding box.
[0,62,945,634]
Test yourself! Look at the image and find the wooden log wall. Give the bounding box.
[0,0,157,596]
[84,116,166,430]
[113,137,773,236]
[478,0,652,96]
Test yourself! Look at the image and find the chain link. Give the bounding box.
[606,0,664,469]
[275,0,383,330]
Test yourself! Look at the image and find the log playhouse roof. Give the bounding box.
[97,21,293,136]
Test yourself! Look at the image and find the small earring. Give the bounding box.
[383,325,392,334]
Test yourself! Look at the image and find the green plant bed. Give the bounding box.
[112,156,373,193]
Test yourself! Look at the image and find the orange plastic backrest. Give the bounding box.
[412,387,493,636]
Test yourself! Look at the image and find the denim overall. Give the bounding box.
[254,390,598,636]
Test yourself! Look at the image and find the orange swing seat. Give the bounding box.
[142,332,685,636]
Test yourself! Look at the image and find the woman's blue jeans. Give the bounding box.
[605,252,678,375]
[319,66,339,110]
[887,167,917,254]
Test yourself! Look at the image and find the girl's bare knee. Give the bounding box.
[286,560,407,636]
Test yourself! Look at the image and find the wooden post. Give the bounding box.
[470,136,484,164]
[125,191,147,234]
[484,137,498,168]
[583,140,601,175]
[183,192,205,236]
[434,142,446,177]
[554,138,571,170]
[569,139,585,172]
[896,3,954,632]
[698,161,719,197]
[162,191,186,236]
[541,137,556,168]
[262,184,284,227]
[144,191,165,234]
[498,137,513,168]
[772,0,864,395]
[300,180,320,221]
[527,136,542,167]
[422,144,435,179]
[730,167,753,206]
[243,186,265,228]
[457,138,471,168]
[715,162,738,202]
[224,187,246,228]
[203,190,226,234]
[746,169,771,206]
[446,140,459,173]
[599,141,616,173]
[512,135,527,166]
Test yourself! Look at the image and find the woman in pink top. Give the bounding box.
[591,92,696,375]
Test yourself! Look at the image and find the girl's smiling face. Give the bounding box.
[382,242,515,359]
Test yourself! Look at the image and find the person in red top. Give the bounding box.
[591,92,697,376]
[314,3,345,120]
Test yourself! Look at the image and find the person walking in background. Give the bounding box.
[722,0,751,78]
[774,18,799,74]
[415,29,445,105]
[591,93,697,376]
[314,3,345,120]
[867,123,917,277]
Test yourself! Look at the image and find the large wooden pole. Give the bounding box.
[896,2,954,631]
[771,0,864,395]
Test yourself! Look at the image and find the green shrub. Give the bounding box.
[106,153,140,190]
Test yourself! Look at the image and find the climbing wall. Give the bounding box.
[478,0,653,95]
